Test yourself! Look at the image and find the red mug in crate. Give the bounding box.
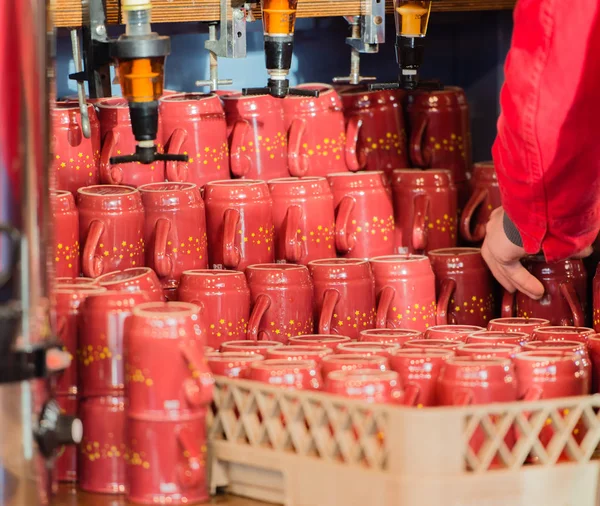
[487,317,550,336]
[340,87,408,174]
[220,340,284,355]
[54,286,107,395]
[321,354,388,377]
[50,190,80,278]
[460,161,501,243]
[391,169,458,254]
[327,171,395,259]
[204,180,274,270]
[97,97,165,187]
[388,348,454,407]
[77,185,145,278]
[79,291,151,397]
[424,324,484,341]
[404,338,462,352]
[455,343,521,360]
[245,264,314,343]
[139,182,208,291]
[324,369,405,404]
[221,93,289,180]
[160,93,230,186]
[248,359,322,390]
[96,267,164,301]
[178,269,251,347]
[126,413,209,504]
[288,334,352,350]
[335,341,400,359]
[501,257,588,326]
[266,345,333,363]
[522,340,591,380]
[282,83,364,176]
[531,326,595,344]
[587,334,600,393]
[466,330,529,347]
[428,248,497,327]
[125,302,213,415]
[370,254,437,331]
[359,328,423,346]
[55,394,80,482]
[51,102,101,195]
[308,258,376,340]
[78,396,126,494]
[206,352,265,378]
[268,177,336,264]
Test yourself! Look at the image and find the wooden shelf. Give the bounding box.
[53,0,515,28]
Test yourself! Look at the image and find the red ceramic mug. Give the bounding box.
[51,190,80,278]
[288,334,352,350]
[321,354,388,377]
[340,87,408,175]
[403,339,462,352]
[160,93,230,186]
[308,258,376,340]
[501,257,588,326]
[455,343,521,360]
[77,185,145,278]
[460,161,501,243]
[248,359,322,390]
[126,412,209,504]
[139,182,208,290]
[78,396,125,494]
[587,334,600,393]
[522,340,591,380]
[96,267,164,301]
[266,345,333,363]
[466,330,529,347]
[531,326,594,344]
[53,286,107,395]
[283,83,364,176]
[219,340,284,355]
[370,255,437,331]
[222,93,289,180]
[328,171,395,259]
[428,248,497,327]
[52,102,101,196]
[388,348,454,407]
[55,394,79,482]
[79,291,151,396]
[246,264,314,343]
[268,177,336,264]
[204,180,274,270]
[359,328,423,346]
[97,97,165,187]
[487,317,550,336]
[424,324,484,341]
[324,369,404,404]
[177,270,251,347]
[391,169,458,254]
[56,277,97,287]
[206,352,264,378]
[335,341,400,359]
[125,302,213,416]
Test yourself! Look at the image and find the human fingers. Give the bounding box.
[481,240,517,293]
[571,246,594,259]
[503,261,545,300]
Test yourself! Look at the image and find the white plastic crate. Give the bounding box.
[207,377,600,506]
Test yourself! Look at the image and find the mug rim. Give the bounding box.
[390,347,454,358]
[457,343,519,352]
[95,97,128,109]
[533,326,594,335]
[322,353,387,364]
[361,328,422,337]
[337,342,400,352]
[97,267,154,285]
[132,301,199,318]
[50,189,72,197]
[54,286,107,295]
[221,340,284,348]
[250,358,317,369]
[77,185,138,197]
[289,334,352,343]
[427,324,485,334]
[308,258,368,267]
[488,317,551,326]
[206,352,265,362]
[268,176,326,184]
[523,340,584,351]
[138,182,198,193]
[246,263,307,272]
[370,254,428,264]
[160,92,215,103]
[428,247,481,257]
[205,179,266,187]
[515,350,580,362]
[327,170,385,178]
[393,168,453,176]
[182,269,244,277]
[327,368,398,382]
[445,356,511,367]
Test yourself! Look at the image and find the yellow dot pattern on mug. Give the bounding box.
[170,235,206,261]
[77,342,120,366]
[429,133,466,159]
[54,151,98,180]
[393,301,436,328]
[352,215,395,241]
[81,440,125,462]
[305,222,335,250]
[209,316,248,341]
[364,132,406,156]
[301,132,347,161]
[240,133,286,160]
[452,294,495,321]
[126,365,154,387]
[195,141,229,170]
[594,308,600,329]
[124,448,150,469]
[240,225,275,251]
[104,237,145,266]
[426,213,456,241]
[268,317,314,339]
[54,240,80,270]
[333,308,376,330]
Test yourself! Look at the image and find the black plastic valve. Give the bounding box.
[36,399,83,458]
[110,145,189,165]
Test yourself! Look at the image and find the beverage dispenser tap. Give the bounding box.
[109,0,188,164]
[243,0,319,98]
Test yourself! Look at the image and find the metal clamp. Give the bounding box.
[195,23,235,91]
[69,30,91,139]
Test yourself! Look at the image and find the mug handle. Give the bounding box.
[334,196,356,254]
[153,218,173,278]
[81,220,105,278]
[284,205,303,263]
[402,383,421,407]
[247,294,271,341]
[409,113,430,168]
[344,116,365,172]
[559,282,585,327]
[67,114,82,147]
[318,288,340,334]
[460,188,489,243]
[222,208,241,270]
[99,130,122,184]
[165,128,189,182]
[230,120,252,178]
[523,385,544,402]
[0,223,20,289]
[179,340,214,407]
[176,425,203,489]
[436,278,456,325]
[287,118,309,177]
[501,290,515,317]
[375,286,395,329]
[453,389,473,406]
[412,193,430,252]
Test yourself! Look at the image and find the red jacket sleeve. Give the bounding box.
[493,0,600,261]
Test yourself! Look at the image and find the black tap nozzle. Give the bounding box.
[110,145,189,165]
[243,79,320,99]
